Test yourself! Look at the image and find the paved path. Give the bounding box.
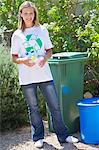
[0,121,99,150]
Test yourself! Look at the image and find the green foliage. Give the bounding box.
[82,0,99,11]
[76,7,99,58]
[84,59,99,96]
[0,0,23,30]
[78,0,99,95]
[43,0,80,53]
[0,45,29,130]
[45,0,99,57]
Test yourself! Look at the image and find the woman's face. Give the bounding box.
[21,7,35,27]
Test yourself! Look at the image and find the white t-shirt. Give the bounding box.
[11,25,53,85]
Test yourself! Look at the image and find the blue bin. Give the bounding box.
[77,97,99,144]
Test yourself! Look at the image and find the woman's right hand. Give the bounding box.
[22,57,35,67]
[11,54,35,67]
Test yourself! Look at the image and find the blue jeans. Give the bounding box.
[21,80,68,143]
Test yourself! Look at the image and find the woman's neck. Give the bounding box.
[25,23,34,28]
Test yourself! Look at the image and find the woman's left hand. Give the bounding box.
[38,56,47,67]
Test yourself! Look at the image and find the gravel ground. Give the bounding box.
[0,121,99,150]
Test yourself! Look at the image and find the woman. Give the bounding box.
[11,1,78,148]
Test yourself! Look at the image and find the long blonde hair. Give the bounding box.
[18,1,40,31]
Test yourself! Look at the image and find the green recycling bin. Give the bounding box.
[47,52,89,134]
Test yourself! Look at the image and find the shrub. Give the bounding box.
[77,0,99,96]
[84,59,99,96]
[0,45,46,130]
[0,45,29,130]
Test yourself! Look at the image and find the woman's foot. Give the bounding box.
[66,136,78,143]
[34,139,43,148]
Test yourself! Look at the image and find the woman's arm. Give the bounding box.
[11,54,35,67]
[44,48,52,61]
[38,49,52,67]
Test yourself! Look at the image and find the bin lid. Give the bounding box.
[52,52,88,59]
[77,97,99,106]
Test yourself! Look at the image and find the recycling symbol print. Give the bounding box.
[24,34,43,61]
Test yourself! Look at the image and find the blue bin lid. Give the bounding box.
[77,97,99,106]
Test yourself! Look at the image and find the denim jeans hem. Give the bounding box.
[33,137,44,142]
[58,134,69,143]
